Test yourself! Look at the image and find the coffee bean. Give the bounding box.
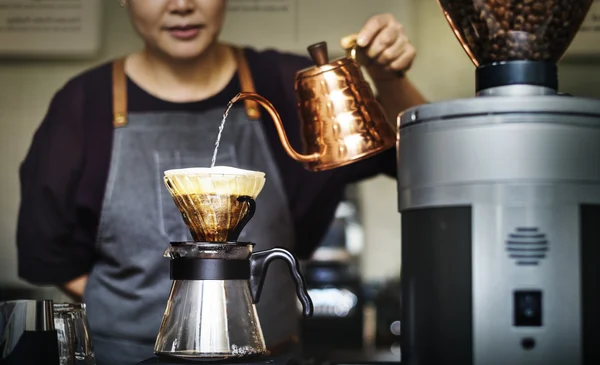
[515,15,525,24]
[532,3,546,14]
[438,0,594,64]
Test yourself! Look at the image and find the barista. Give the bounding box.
[16,1,427,365]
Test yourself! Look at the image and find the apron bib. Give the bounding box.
[83,49,299,365]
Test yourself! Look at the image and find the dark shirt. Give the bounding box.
[16,47,396,285]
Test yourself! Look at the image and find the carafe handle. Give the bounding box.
[249,248,314,317]
[226,196,256,242]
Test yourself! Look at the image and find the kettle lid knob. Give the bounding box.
[307,42,329,67]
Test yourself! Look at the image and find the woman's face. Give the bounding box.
[126,0,226,60]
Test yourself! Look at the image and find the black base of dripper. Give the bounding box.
[476,60,558,93]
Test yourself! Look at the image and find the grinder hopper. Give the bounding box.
[437,0,594,94]
[164,166,266,242]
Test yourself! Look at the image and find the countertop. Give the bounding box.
[137,348,400,365]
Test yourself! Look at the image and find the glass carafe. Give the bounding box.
[153,242,313,361]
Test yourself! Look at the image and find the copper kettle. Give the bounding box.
[232,36,396,172]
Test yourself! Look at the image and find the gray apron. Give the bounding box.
[83,50,299,365]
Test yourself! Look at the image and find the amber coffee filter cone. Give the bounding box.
[164,166,266,242]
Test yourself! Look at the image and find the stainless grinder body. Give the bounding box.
[397,95,600,365]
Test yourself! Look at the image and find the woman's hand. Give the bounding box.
[341,14,427,123]
[342,13,416,80]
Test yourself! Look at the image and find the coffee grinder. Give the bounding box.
[0,300,60,365]
[137,167,313,364]
[397,1,600,364]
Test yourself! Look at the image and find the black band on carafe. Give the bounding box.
[170,258,250,280]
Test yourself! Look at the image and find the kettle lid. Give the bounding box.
[297,41,354,79]
[307,42,330,67]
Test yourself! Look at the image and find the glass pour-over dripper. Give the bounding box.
[164,166,266,242]
[438,0,594,66]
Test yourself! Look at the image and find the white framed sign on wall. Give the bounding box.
[0,0,102,59]
[219,0,416,57]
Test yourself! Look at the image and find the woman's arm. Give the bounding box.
[372,76,428,127]
[17,78,95,294]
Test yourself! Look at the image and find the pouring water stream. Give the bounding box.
[211,91,308,168]
[210,99,236,168]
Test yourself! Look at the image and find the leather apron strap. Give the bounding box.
[231,46,261,120]
[111,47,261,128]
[112,58,128,128]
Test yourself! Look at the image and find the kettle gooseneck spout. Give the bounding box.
[230,92,320,163]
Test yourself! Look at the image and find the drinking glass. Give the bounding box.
[53,303,96,365]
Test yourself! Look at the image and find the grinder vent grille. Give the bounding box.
[506,227,549,266]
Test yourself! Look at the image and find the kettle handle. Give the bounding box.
[230,92,320,163]
[341,34,361,63]
[341,34,406,78]
[249,247,314,317]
